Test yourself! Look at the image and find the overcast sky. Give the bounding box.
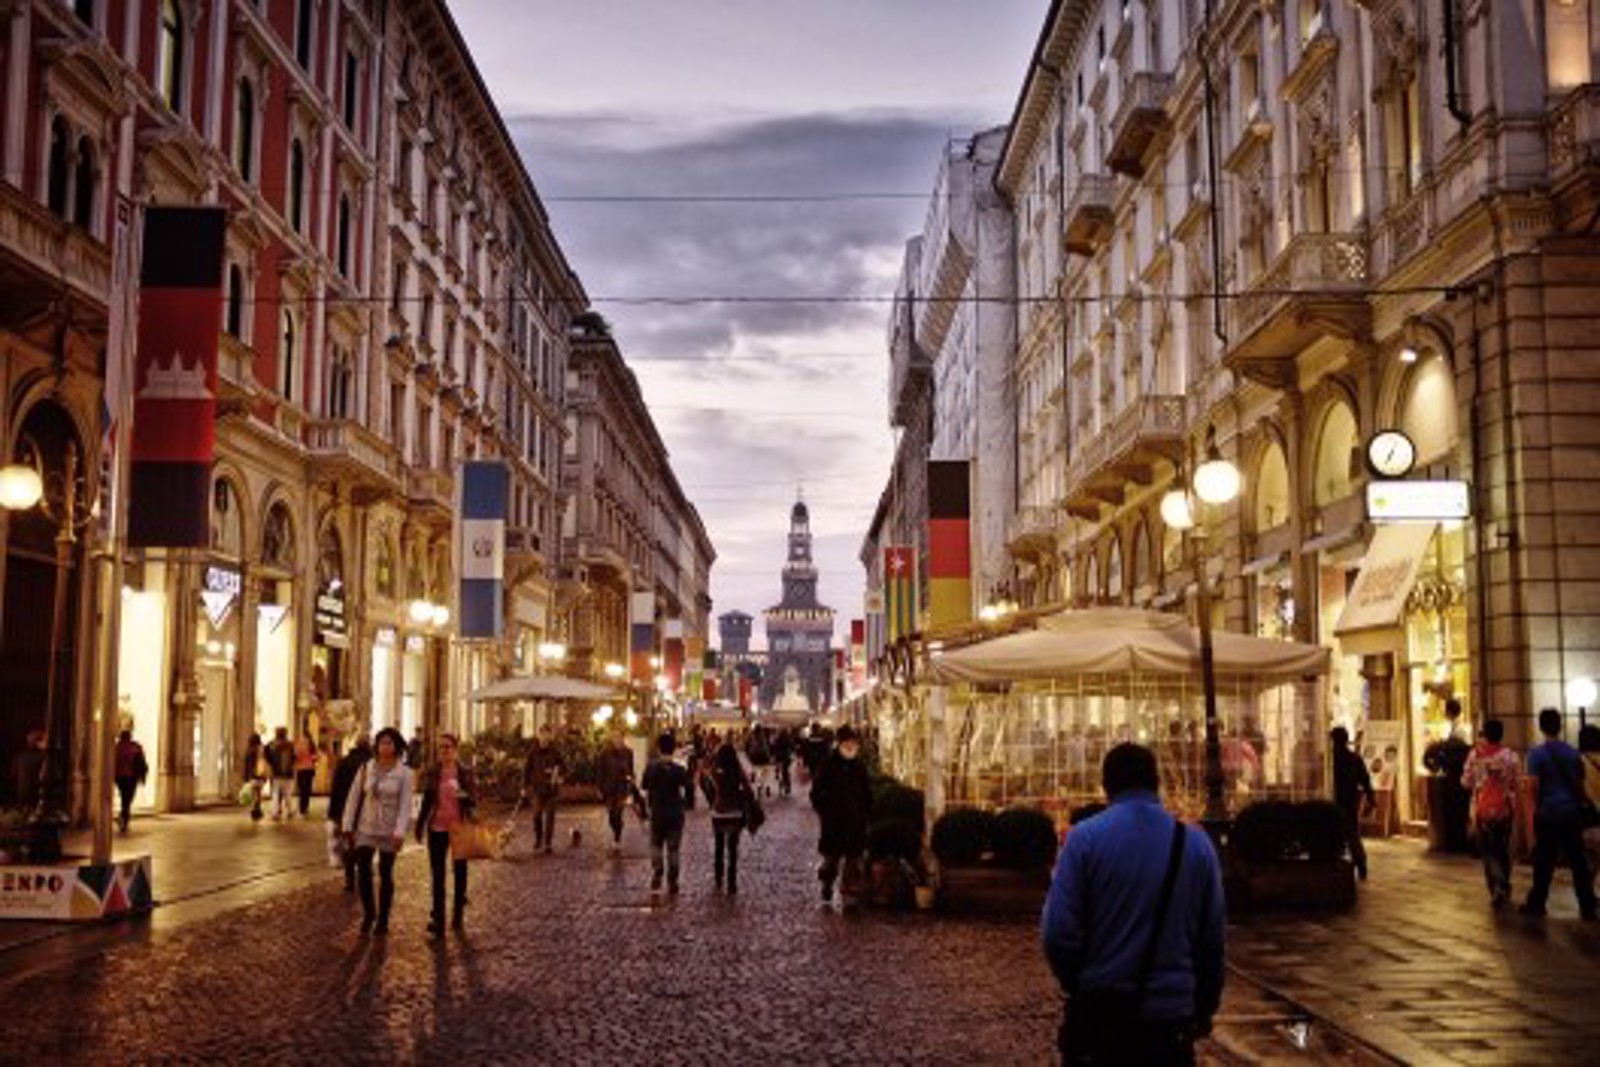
[452,1,1046,647]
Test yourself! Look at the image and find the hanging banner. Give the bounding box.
[128,207,226,548]
[883,547,918,644]
[927,460,973,634]
[458,461,508,638]
[630,591,656,682]
[663,619,685,692]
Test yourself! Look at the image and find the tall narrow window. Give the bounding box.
[47,117,70,218]
[74,0,95,27]
[281,311,297,402]
[288,139,305,232]
[235,79,255,183]
[294,0,314,70]
[159,0,183,112]
[336,193,351,276]
[390,260,407,313]
[328,348,351,418]
[72,137,96,231]
[226,265,245,337]
[342,49,359,130]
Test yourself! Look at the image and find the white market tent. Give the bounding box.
[928,607,1329,685]
[891,608,1330,824]
[469,675,621,702]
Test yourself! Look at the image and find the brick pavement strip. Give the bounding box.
[0,798,1373,1065]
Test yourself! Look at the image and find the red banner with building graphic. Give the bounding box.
[128,207,226,548]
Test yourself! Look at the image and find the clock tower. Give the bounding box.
[760,495,836,717]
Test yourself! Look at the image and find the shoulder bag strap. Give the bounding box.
[350,763,369,832]
[1134,820,1188,1002]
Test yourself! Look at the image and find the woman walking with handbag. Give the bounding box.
[710,741,753,894]
[342,727,414,936]
[416,733,475,936]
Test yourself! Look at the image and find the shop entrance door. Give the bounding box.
[371,637,396,736]
[401,648,425,737]
[197,663,233,802]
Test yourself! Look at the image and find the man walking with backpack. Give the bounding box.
[1462,718,1521,908]
[1042,743,1225,1065]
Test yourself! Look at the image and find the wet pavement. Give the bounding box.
[0,798,1590,1063]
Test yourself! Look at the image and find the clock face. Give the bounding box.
[1367,430,1416,478]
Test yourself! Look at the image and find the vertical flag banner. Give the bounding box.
[630,591,656,682]
[883,546,917,643]
[927,460,973,633]
[459,461,508,638]
[850,618,867,692]
[864,588,885,678]
[737,675,753,712]
[128,207,226,548]
[664,619,685,692]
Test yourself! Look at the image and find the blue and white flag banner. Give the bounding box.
[459,460,508,639]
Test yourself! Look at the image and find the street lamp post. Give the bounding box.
[1161,428,1241,830]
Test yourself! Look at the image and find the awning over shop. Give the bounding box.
[469,675,621,702]
[1333,521,1437,655]
[927,607,1328,685]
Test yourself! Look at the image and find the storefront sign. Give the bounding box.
[1334,522,1436,645]
[201,566,241,628]
[315,586,347,645]
[405,635,426,655]
[1366,480,1469,523]
[375,627,397,648]
[0,856,153,921]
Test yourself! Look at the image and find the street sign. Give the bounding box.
[1366,480,1470,523]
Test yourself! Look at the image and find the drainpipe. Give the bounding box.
[1042,61,1071,600]
[1442,0,1472,130]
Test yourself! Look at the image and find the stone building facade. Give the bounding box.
[761,499,835,716]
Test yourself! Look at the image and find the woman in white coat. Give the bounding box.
[342,726,414,935]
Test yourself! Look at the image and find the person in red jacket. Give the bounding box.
[113,729,149,832]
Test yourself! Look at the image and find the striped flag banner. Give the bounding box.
[128,207,226,548]
[927,460,973,634]
[663,618,685,691]
[630,591,656,682]
[458,461,508,638]
[884,546,917,644]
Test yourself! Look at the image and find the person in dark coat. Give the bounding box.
[772,729,795,796]
[710,741,754,894]
[810,725,872,904]
[523,726,565,853]
[596,730,637,852]
[242,732,266,821]
[327,736,372,892]
[1330,726,1375,880]
[641,733,693,895]
[112,729,149,832]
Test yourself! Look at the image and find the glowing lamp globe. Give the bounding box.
[1193,455,1241,506]
[0,464,43,511]
[1160,489,1195,531]
[409,599,435,625]
[1568,677,1598,709]
[431,605,450,627]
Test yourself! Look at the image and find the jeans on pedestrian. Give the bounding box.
[777,759,792,796]
[1477,818,1513,900]
[605,798,626,844]
[115,777,137,830]
[1058,1009,1196,1066]
[295,769,314,816]
[650,818,683,887]
[427,828,468,925]
[1527,815,1598,915]
[271,777,294,818]
[713,817,741,888]
[352,846,397,927]
[531,792,557,849]
[1340,805,1367,878]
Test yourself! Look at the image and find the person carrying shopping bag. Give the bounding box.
[710,740,755,894]
[342,727,414,936]
[416,733,476,936]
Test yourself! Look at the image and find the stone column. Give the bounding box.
[165,551,202,812]
[236,558,261,786]
[2,2,30,188]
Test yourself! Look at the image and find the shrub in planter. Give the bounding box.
[930,808,997,868]
[868,818,924,864]
[1294,800,1349,862]
[1231,799,1297,862]
[871,778,925,830]
[990,807,1060,870]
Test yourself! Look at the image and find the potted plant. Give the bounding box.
[866,817,925,909]
[933,807,1056,914]
[1228,799,1356,910]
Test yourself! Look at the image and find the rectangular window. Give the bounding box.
[343,50,359,130]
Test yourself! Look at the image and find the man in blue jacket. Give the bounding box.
[1521,707,1597,920]
[1042,743,1226,1065]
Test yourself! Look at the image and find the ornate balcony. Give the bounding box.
[217,332,261,409]
[307,418,403,495]
[1006,505,1060,559]
[1226,232,1371,384]
[1062,175,1116,256]
[0,182,111,312]
[1064,395,1186,519]
[1107,73,1174,178]
[506,526,549,579]
[406,466,456,523]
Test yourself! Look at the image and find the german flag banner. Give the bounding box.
[128,207,226,548]
[883,546,917,644]
[927,460,973,634]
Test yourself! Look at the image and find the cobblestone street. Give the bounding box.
[6,795,1600,1063]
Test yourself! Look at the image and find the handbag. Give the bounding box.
[1058,820,1188,1062]
[743,788,766,835]
[449,819,500,861]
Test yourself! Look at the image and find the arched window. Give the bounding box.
[1312,401,1359,506]
[234,78,255,182]
[226,265,245,337]
[280,310,297,402]
[47,117,70,218]
[159,0,184,112]
[288,139,305,232]
[1399,355,1459,466]
[262,502,295,570]
[211,478,244,556]
[1105,536,1124,602]
[336,193,351,276]
[1254,441,1291,530]
[73,137,96,231]
[327,347,352,419]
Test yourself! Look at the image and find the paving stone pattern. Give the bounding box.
[2,797,1356,1065]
